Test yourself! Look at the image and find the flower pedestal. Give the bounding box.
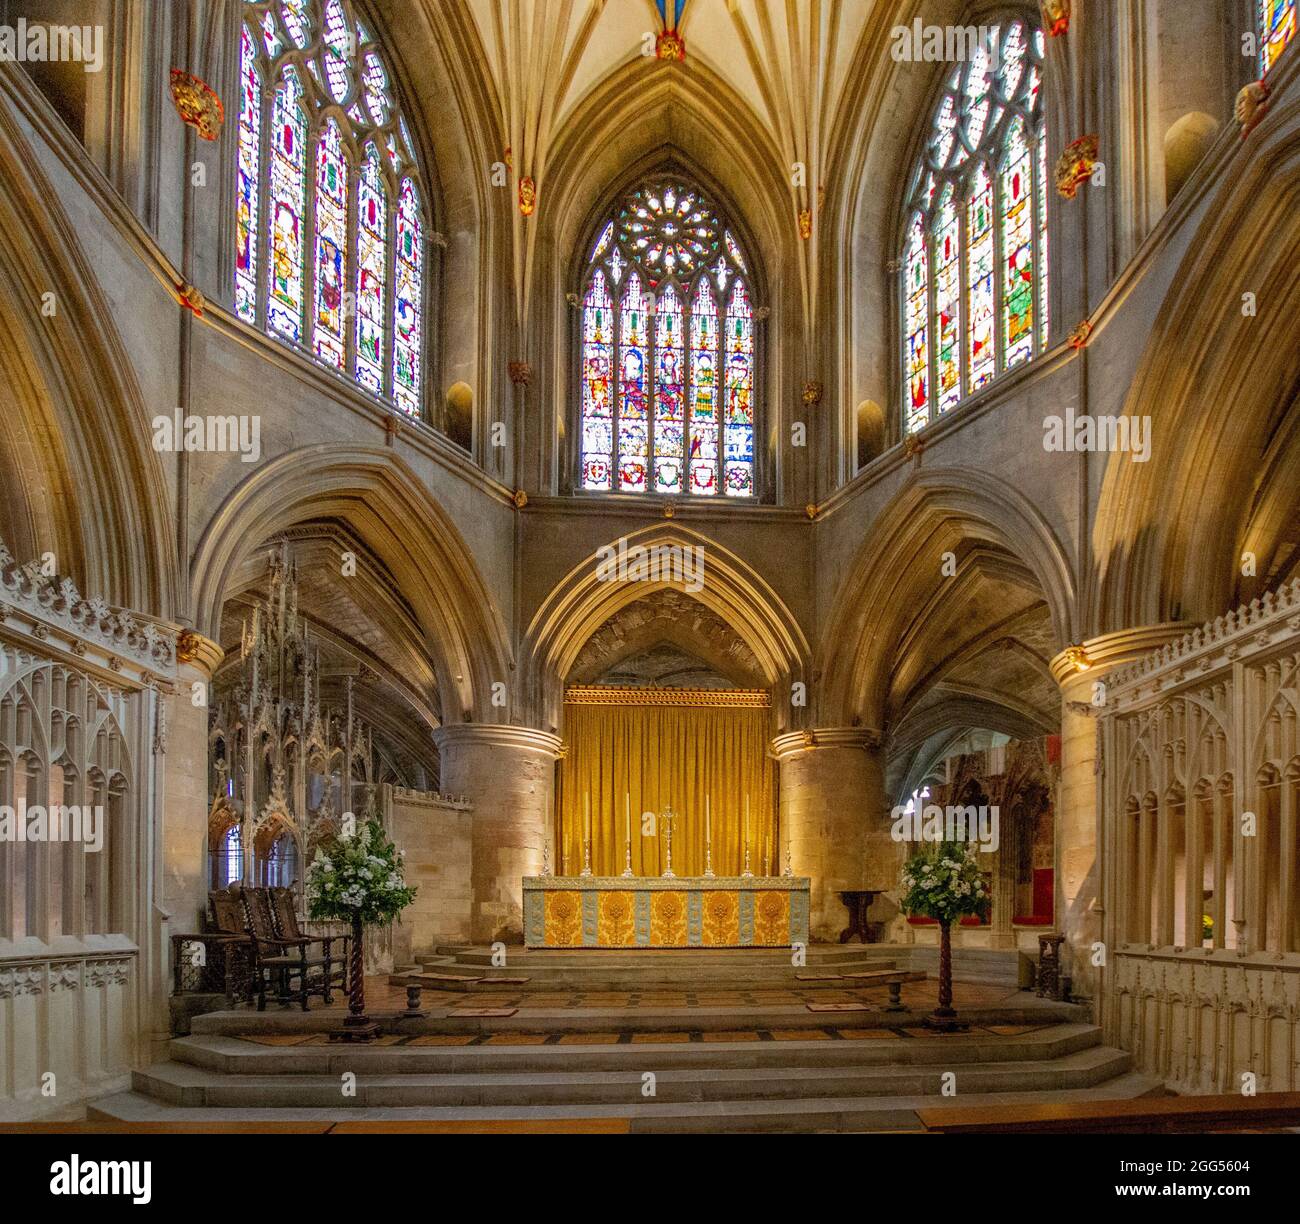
[329,914,380,1043]
[899,841,987,1033]
[922,919,969,1032]
[309,819,416,1044]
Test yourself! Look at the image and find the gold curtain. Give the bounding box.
[558,692,777,877]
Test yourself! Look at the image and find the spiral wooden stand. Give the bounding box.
[330,914,380,1042]
[923,919,969,1032]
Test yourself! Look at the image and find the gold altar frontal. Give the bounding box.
[522,876,811,948]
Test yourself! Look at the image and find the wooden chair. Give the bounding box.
[169,890,255,1002]
[236,885,335,1011]
[268,886,348,996]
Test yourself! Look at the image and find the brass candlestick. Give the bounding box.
[581,832,592,877]
[704,833,715,878]
[742,840,753,878]
[622,835,634,877]
[661,807,676,878]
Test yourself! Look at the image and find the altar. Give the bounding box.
[523,876,811,948]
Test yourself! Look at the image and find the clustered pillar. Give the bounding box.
[771,729,890,942]
[432,723,562,943]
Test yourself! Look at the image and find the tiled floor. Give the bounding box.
[269,974,1031,1019]
[238,1022,1057,1049]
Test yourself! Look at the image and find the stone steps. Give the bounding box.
[170,1023,1104,1074]
[413,943,1026,991]
[191,998,1087,1037]
[88,1071,1165,1133]
[411,945,902,990]
[128,1043,1135,1108]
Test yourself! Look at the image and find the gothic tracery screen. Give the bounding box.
[236,0,427,416]
[901,17,1048,435]
[579,178,756,497]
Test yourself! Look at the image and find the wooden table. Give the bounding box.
[838,890,881,943]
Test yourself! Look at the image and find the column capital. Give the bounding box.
[175,628,224,677]
[433,722,564,759]
[1049,623,1195,694]
[770,726,883,759]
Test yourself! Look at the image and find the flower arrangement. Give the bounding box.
[899,841,990,924]
[1202,914,1214,942]
[306,818,416,926]
[898,841,988,1030]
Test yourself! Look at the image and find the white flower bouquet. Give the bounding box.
[305,818,416,926]
[899,840,989,924]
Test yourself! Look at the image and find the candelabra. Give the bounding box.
[661,807,676,878]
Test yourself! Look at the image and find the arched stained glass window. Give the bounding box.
[900,16,1048,434]
[1260,0,1297,73]
[235,0,428,416]
[578,177,757,497]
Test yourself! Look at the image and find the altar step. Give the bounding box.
[169,1022,1105,1073]
[190,1000,1087,1037]
[90,1027,1162,1132]
[405,943,1019,991]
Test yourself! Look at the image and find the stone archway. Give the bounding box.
[190,444,511,724]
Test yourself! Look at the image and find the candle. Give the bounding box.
[706,796,711,843]
[584,793,591,841]
[625,792,631,842]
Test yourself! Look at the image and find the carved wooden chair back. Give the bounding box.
[269,887,305,941]
[209,888,248,936]
[240,886,281,952]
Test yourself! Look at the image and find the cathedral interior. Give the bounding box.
[1,0,1299,1151]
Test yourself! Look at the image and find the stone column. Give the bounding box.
[771,729,891,942]
[164,630,224,934]
[1049,625,1189,999]
[432,724,562,944]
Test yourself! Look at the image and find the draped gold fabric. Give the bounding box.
[557,693,777,877]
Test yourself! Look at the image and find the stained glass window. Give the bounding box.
[313,118,347,369]
[904,216,929,434]
[355,144,387,394]
[1260,0,1297,73]
[580,271,613,490]
[723,282,754,497]
[900,15,1047,434]
[235,1,427,415]
[235,26,261,324]
[267,66,306,342]
[579,177,756,497]
[967,164,995,391]
[393,180,424,416]
[1001,119,1034,369]
[934,186,962,409]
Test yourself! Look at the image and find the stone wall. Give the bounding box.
[384,785,474,961]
